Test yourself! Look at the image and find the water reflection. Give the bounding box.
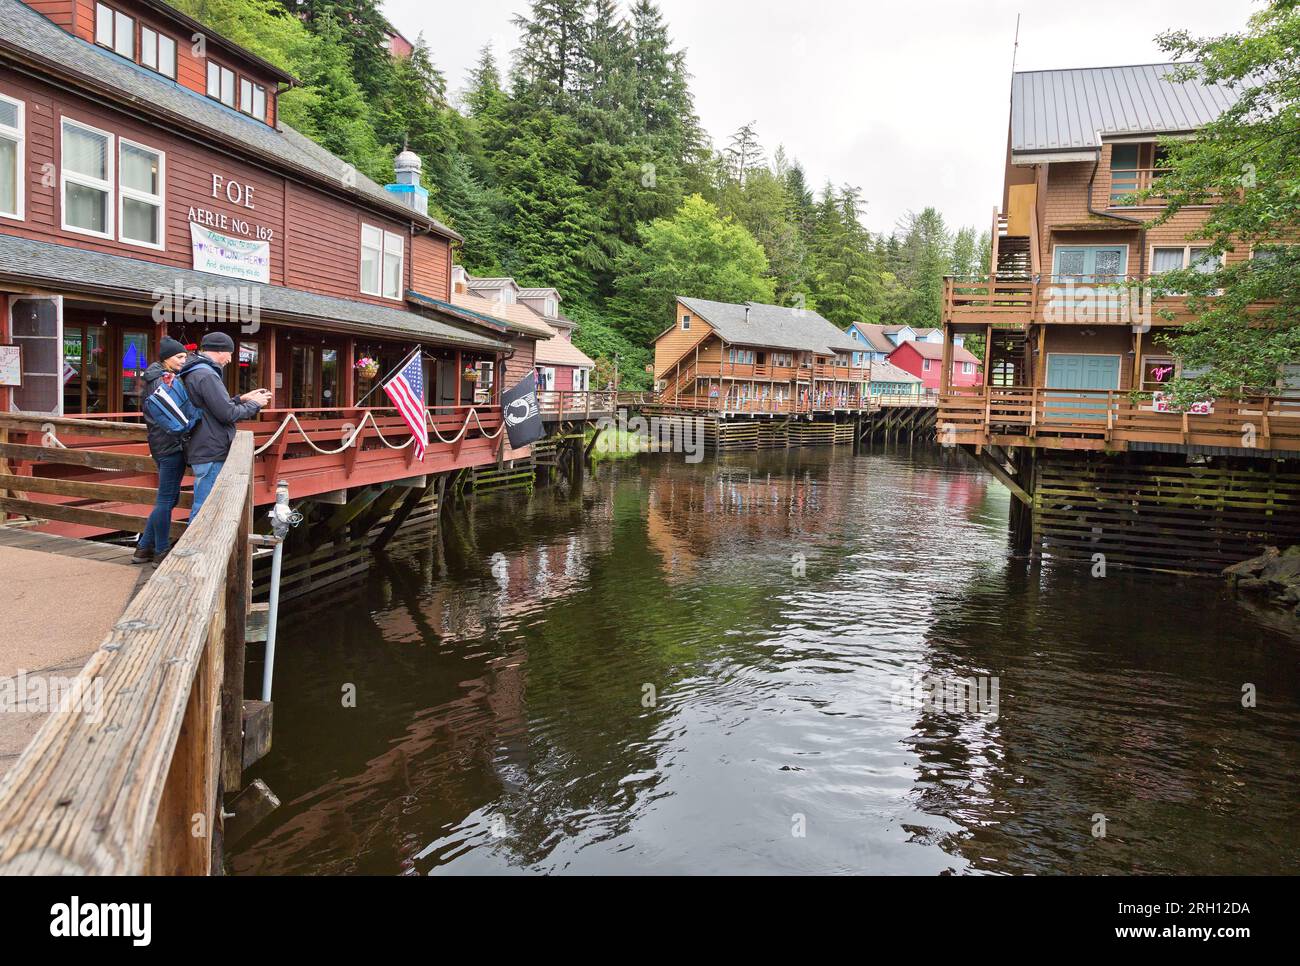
[233,446,1300,875]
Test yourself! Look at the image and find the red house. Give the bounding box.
[887,339,981,391]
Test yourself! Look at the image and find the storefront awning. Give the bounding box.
[0,235,506,353]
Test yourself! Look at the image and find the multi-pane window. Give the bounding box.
[95,3,135,59]
[681,314,691,330]
[61,119,114,238]
[382,231,404,299]
[140,28,177,79]
[1152,246,1218,274]
[207,62,236,108]
[119,139,164,248]
[239,79,267,120]
[361,225,405,300]
[0,94,22,220]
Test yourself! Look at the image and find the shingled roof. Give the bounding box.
[0,235,505,351]
[0,0,461,240]
[678,297,859,355]
[1011,63,1240,157]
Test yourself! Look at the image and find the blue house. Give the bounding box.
[846,322,896,367]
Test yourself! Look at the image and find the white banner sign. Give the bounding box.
[190,223,271,283]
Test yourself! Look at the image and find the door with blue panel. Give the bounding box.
[1045,353,1121,420]
[1052,245,1128,322]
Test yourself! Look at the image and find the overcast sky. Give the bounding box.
[384,0,1257,236]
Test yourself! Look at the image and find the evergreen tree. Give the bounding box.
[612,194,775,344]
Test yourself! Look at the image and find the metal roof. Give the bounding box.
[1011,63,1240,154]
[678,297,860,355]
[0,0,461,240]
[868,360,922,384]
[0,235,506,352]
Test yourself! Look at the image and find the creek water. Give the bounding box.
[232,446,1300,875]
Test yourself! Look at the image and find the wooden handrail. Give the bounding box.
[0,431,255,874]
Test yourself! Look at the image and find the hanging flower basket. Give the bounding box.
[354,356,379,380]
[462,366,479,383]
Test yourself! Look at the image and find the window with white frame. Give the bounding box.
[544,297,557,317]
[140,27,176,78]
[0,94,23,220]
[119,139,164,248]
[382,231,404,299]
[1152,246,1219,275]
[240,79,267,120]
[207,62,236,108]
[961,362,974,375]
[574,368,589,391]
[1152,246,1220,294]
[61,119,113,238]
[1253,244,1297,266]
[681,313,690,330]
[922,358,932,371]
[498,287,516,305]
[95,3,135,59]
[360,224,404,299]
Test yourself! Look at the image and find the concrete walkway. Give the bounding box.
[0,532,146,777]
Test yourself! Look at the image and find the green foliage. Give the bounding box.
[612,195,776,345]
[1144,0,1300,402]
[178,0,982,367]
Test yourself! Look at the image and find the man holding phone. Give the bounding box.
[180,331,272,520]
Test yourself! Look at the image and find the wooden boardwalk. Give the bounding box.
[0,425,256,875]
[0,528,147,778]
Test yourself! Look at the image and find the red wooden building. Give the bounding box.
[886,339,981,391]
[0,0,535,510]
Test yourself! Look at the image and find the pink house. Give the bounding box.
[887,339,981,390]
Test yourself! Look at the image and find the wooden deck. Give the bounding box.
[0,431,255,874]
[0,528,146,780]
[943,275,1214,327]
[940,386,1300,454]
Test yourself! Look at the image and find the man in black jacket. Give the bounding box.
[180,332,271,519]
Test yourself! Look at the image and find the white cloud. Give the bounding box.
[384,0,1256,235]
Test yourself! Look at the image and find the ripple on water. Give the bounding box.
[232,448,1300,875]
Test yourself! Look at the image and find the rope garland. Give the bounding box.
[252,406,503,457]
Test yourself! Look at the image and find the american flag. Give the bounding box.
[383,352,428,461]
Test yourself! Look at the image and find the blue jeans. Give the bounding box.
[139,450,186,553]
[189,461,225,522]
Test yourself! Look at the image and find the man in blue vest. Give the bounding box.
[180,332,271,519]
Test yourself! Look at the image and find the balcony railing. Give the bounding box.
[944,275,1204,327]
[652,391,875,415]
[939,386,1300,453]
[1110,167,1170,206]
[536,390,618,419]
[19,405,509,506]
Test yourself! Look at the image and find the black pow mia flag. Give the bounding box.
[502,371,545,448]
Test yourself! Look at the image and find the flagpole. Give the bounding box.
[354,345,423,408]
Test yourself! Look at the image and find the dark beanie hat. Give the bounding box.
[159,336,188,361]
[200,331,235,352]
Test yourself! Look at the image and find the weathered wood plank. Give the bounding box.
[0,412,147,441]
[0,442,156,473]
[0,471,193,509]
[0,432,254,875]
[0,496,186,539]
